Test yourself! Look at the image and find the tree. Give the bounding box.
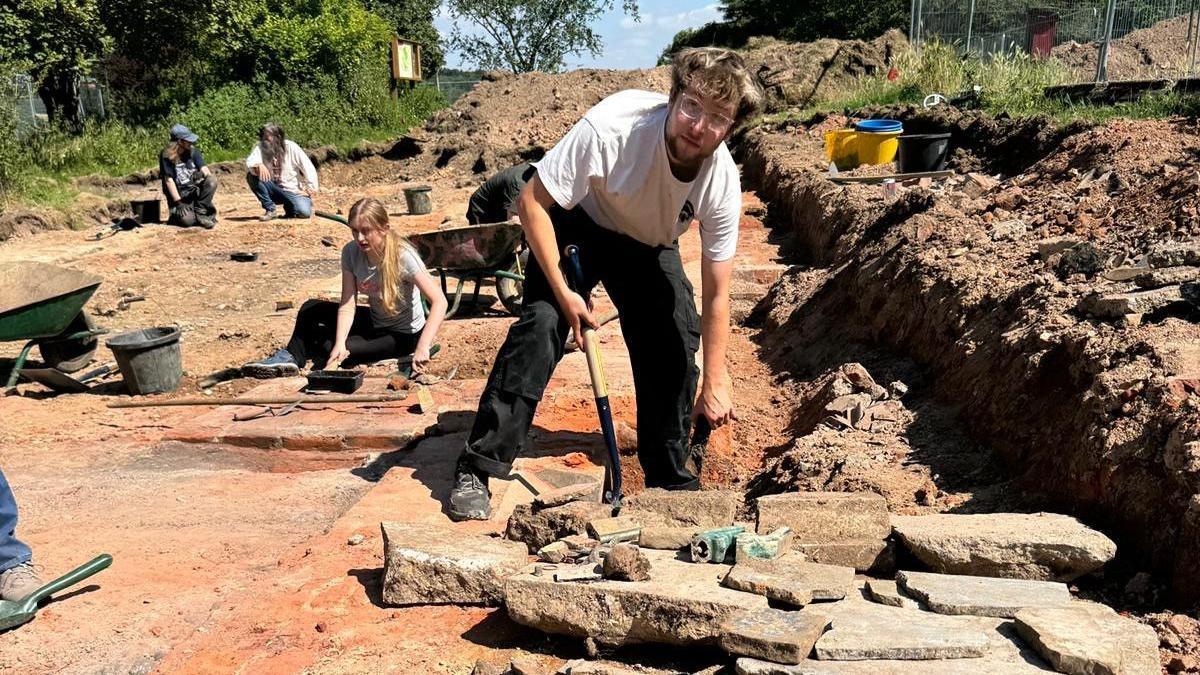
[445,0,639,73]
[364,0,445,76]
[0,0,110,127]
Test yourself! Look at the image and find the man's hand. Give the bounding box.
[327,344,350,368]
[253,164,271,181]
[559,289,597,350]
[694,378,737,427]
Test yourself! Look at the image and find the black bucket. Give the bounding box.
[106,326,183,395]
[130,199,162,224]
[897,134,951,173]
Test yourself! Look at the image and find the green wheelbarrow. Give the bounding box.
[315,212,527,318]
[0,261,107,394]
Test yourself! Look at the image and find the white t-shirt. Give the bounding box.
[533,89,741,261]
[246,139,320,194]
[341,243,426,333]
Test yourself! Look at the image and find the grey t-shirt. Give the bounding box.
[341,242,426,333]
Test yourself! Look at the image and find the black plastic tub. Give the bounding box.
[306,369,364,393]
[106,326,182,395]
[897,133,952,173]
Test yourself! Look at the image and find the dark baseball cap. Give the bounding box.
[170,124,198,143]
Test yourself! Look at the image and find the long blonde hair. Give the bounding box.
[348,198,422,315]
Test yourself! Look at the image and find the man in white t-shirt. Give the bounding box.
[245,123,319,221]
[450,48,763,520]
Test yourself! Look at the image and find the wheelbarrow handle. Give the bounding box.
[18,554,113,612]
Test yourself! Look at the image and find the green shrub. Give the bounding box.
[0,101,29,200]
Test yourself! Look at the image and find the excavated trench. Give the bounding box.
[736,108,1200,608]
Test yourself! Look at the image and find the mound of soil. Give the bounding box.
[739,106,1200,612]
[1053,15,1193,82]
[745,29,910,112]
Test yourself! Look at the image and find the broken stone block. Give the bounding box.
[538,540,570,563]
[510,655,550,675]
[756,492,890,571]
[587,516,641,543]
[824,394,873,429]
[1078,286,1184,319]
[619,488,741,528]
[506,548,768,646]
[1038,237,1080,261]
[724,554,854,606]
[1015,602,1159,675]
[381,522,529,607]
[507,501,614,553]
[891,512,1116,582]
[534,482,603,509]
[719,607,831,665]
[897,570,1073,618]
[736,527,793,562]
[1149,240,1200,268]
[990,219,1026,242]
[814,598,990,660]
[757,492,890,543]
[1135,266,1200,289]
[602,543,651,581]
[1059,242,1105,276]
[639,525,699,550]
[865,579,921,609]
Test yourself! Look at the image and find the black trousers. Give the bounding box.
[169,174,218,226]
[286,299,419,369]
[463,207,702,489]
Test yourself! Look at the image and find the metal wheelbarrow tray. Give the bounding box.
[0,261,105,392]
[409,221,527,318]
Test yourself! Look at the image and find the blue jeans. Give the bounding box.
[0,467,32,572]
[246,174,313,218]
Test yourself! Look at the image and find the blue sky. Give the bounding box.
[434,1,725,71]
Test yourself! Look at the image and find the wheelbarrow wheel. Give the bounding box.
[497,250,528,316]
[38,311,98,373]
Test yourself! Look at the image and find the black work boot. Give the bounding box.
[448,458,491,521]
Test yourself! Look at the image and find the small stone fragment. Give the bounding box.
[1148,240,1200,268]
[534,482,602,509]
[510,655,549,675]
[602,543,652,581]
[724,555,854,606]
[639,526,698,550]
[347,533,365,546]
[719,607,830,665]
[539,540,570,563]
[1059,242,1105,276]
[587,516,642,544]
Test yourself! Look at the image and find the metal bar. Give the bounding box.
[965,0,977,54]
[1097,0,1119,83]
[108,393,411,409]
[910,0,919,43]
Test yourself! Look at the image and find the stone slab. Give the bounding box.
[892,513,1117,582]
[1079,286,1184,319]
[720,607,831,665]
[814,597,990,660]
[620,488,741,528]
[505,548,768,646]
[795,539,887,573]
[724,554,854,606]
[381,521,530,606]
[639,525,700,550]
[865,579,921,609]
[1015,602,1160,675]
[756,492,890,544]
[898,571,1074,618]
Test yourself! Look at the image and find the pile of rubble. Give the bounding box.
[377,484,1147,674]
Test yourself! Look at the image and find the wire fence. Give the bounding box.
[911,0,1200,82]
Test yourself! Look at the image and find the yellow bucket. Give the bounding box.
[856,131,901,166]
[824,129,858,170]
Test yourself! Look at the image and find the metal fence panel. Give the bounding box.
[912,0,1200,83]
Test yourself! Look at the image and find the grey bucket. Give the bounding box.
[403,185,433,215]
[106,326,183,395]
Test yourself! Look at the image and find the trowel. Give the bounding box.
[0,554,113,631]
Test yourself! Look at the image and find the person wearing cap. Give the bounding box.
[159,124,218,229]
[245,123,319,221]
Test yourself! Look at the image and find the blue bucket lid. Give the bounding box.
[854,119,903,133]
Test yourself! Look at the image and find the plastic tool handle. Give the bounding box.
[314,210,348,225]
[562,245,586,294]
[20,554,113,611]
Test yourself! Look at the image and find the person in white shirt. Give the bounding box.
[245,123,319,221]
[449,48,763,520]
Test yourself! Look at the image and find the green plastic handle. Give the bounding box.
[19,554,113,612]
[315,210,348,225]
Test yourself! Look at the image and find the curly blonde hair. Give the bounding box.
[669,47,764,129]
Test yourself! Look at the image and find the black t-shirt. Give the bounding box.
[159,146,207,202]
[466,162,535,224]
